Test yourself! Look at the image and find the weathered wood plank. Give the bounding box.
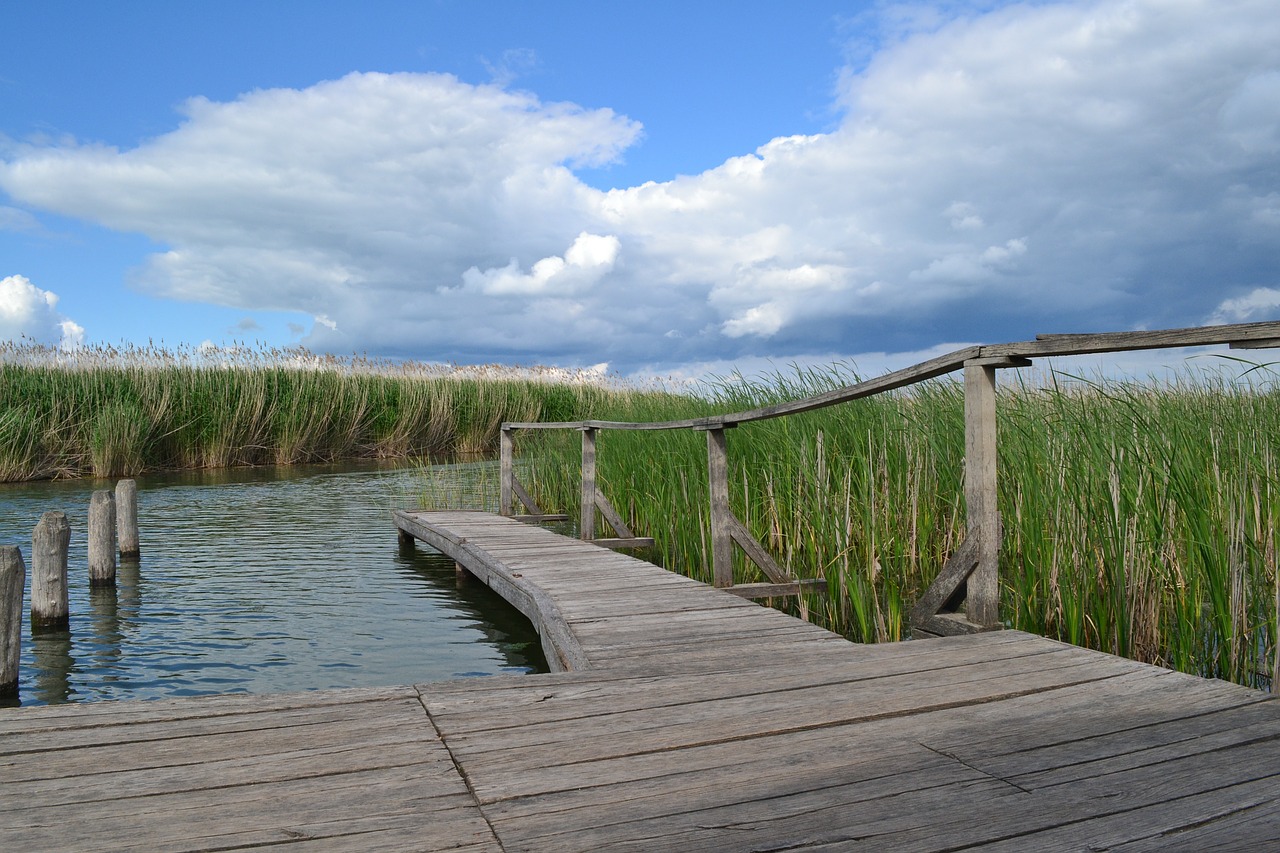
[964,360,1000,627]
[580,427,596,541]
[722,579,828,599]
[590,536,657,550]
[706,427,734,587]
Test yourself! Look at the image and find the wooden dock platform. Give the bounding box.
[4,510,1280,850]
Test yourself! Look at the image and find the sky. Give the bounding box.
[1,0,1279,382]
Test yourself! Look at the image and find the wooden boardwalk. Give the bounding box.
[4,510,1280,850]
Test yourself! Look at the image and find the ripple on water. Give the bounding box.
[3,462,548,706]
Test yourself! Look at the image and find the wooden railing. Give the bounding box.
[499,321,1280,635]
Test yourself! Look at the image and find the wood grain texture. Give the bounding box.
[498,428,513,516]
[964,362,1000,627]
[503,322,1280,432]
[114,479,139,558]
[0,547,23,694]
[30,511,70,630]
[7,511,1280,851]
[87,490,116,587]
[580,427,596,541]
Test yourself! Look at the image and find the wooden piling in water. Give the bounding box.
[31,511,70,631]
[88,490,117,587]
[1,546,25,699]
[116,479,139,558]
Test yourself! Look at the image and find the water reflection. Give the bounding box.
[29,630,73,705]
[4,461,547,706]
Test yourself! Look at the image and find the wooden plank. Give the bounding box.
[590,537,657,550]
[911,611,997,637]
[0,685,415,736]
[509,474,542,515]
[1007,320,1280,356]
[721,579,827,599]
[593,486,635,540]
[513,513,570,523]
[726,514,792,584]
[1231,337,1280,349]
[909,533,978,624]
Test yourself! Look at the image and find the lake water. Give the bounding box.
[1,461,548,707]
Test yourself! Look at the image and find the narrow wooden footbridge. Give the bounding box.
[5,322,1280,850]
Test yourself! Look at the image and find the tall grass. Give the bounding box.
[0,341,656,481]
[523,363,1280,688]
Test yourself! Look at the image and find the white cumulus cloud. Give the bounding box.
[461,232,620,296]
[0,275,84,348]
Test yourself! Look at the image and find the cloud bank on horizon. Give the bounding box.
[1,0,1278,376]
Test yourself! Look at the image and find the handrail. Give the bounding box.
[503,321,1280,432]
[498,320,1280,630]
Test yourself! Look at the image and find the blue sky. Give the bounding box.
[2,0,1278,380]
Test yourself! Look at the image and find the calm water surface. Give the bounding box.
[2,461,547,707]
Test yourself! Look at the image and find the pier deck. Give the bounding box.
[4,510,1279,851]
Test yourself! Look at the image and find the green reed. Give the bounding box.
[522,363,1280,688]
[0,341,651,481]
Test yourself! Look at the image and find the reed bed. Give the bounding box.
[522,363,1280,689]
[0,341,653,481]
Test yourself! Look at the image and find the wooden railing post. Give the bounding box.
[706,427,734,588]
[964,362,1000,627]
[580,428,597,541]
[499,428,514,517]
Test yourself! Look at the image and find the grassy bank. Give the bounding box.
[522,364,1280,689]
[0,341,661,481]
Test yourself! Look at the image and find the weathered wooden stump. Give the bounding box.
[88,490,117,587]
[31,511,71,631]
[116,479,140,558]
[1,546,26,699]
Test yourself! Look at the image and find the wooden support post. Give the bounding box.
[31,511,70,631]
[580,428,597,541]
[964,362,1000,627]
[398,528,415,547]
[88,489,117,587]
[1,546,24,700]
[707,427,734,588]
[499,428,514,517]
[116,479,139,558]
